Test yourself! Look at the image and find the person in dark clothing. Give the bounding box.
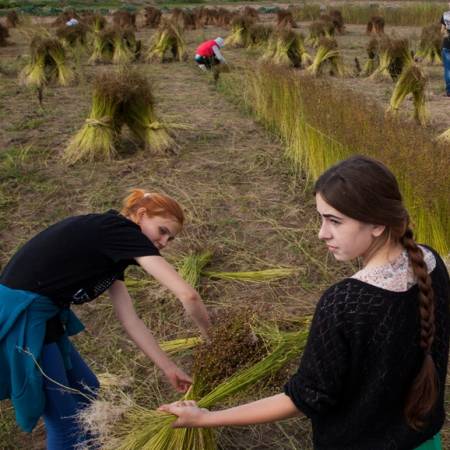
[159,156,449,450]
[0,189,211,450]
[440,6,450,96]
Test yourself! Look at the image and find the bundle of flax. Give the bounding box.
[367,16,385,35]
[247,24,274,51]
[159,337,202,355]
[82,12,107,33]
[19,35,74,104]
[112,28,140,65]
[89,29,116,63]
[277,10,297,29]
[0,23,9,47]
[307,20,335,47]
[388,63,428,126]
[370,37,412,82]
[177,251,213,288]
[416,23,442,65]
[6,10,20,28]
[63,69,177,164]
[79,312,309,450]
[20,35,73,88]
[307,37,346,76]
[146,20,187,62]
[362,38,379,76]
[225,15,254,47]
[171,8,196,30]
[203,267,297,283]
[143,6,162,28]
[262,29,311,68]
[436,128,450,143]
[56,23,89,49]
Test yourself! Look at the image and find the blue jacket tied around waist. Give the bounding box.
[0,284,84,432]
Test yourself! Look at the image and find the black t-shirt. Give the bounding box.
[0,210,160,341]
[441,15,450,49]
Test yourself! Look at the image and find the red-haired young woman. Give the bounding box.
[160,156,449,450]
[0,189,211,450]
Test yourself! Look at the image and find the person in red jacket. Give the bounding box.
[195,37,226,71]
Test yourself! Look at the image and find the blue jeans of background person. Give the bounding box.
[195,55,220,69]
[41,341,99,450]
[442,48,450,94]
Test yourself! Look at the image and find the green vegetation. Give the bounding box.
[294,2,447,27]
[1,4,449,449]
[79,313,309,450]
[220,65,449,255]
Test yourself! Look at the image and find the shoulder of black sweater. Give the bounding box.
[318,244,448,307]
[315,278,366,317]
[420,244,449,278]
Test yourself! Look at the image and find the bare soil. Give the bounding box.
[0,19,347,450]
[0,10,448,449]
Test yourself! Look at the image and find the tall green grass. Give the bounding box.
[222,65,449,255]
[294,3,446,27]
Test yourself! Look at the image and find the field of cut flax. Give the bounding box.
[0,2,449,449]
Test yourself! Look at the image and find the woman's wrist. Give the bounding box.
[159,358,177,373]
[193,408,213,428]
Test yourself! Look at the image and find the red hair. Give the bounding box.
[121,189,184,226]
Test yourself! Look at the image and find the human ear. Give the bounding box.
[135,207,147,224]
[371,224,386,238]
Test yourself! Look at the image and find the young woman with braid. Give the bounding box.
[160,156,449,450]
[0,189,211,450]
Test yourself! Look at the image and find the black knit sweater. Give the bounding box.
[284,250,449,450]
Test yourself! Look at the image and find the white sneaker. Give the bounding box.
[198,64,207,72]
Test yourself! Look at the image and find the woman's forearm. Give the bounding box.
[180,294,211,337]
[122,316,174,371]
[200,394,301,427]
[135,256,211,336]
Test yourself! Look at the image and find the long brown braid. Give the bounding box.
[314,155,439,430]
[401,228,438,430]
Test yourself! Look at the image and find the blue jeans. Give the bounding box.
[41,341,99,450]
[195,55,220,69]
[442,48,450,94]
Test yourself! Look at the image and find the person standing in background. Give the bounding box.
[440,4,450,96]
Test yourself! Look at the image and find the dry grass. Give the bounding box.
[0,22,347,449]
[0,14,448,450]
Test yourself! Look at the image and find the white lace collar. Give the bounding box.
[351,246,436,292]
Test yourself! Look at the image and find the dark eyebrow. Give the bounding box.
[322,213,343,220]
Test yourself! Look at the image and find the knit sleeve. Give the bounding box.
[284,283,350,419]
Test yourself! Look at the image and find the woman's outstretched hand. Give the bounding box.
[163,365,193,393]
[158,400,209,428]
